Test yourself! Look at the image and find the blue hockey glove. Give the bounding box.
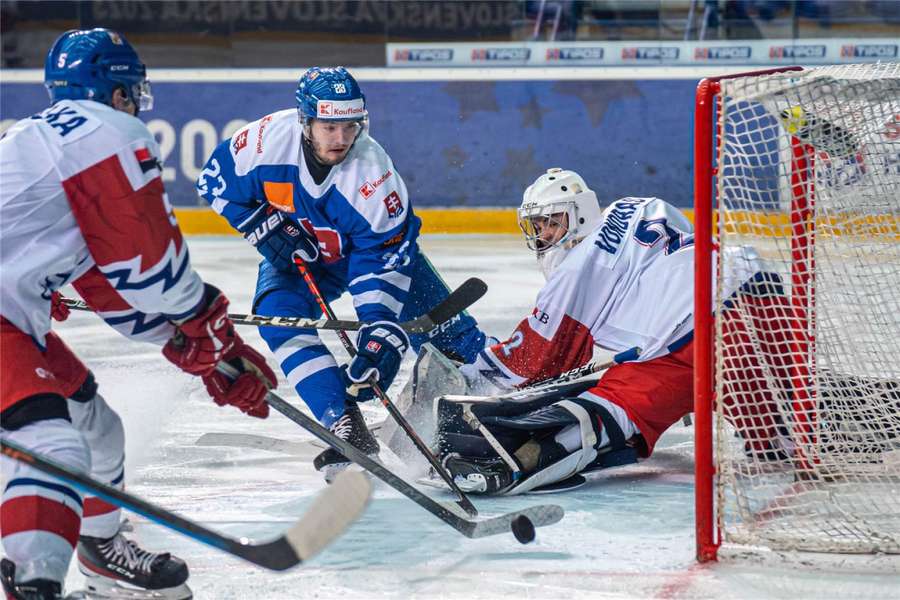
[343,321,410,401]
[237,204,319,272]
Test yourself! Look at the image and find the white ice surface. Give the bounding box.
[12,236,900,599]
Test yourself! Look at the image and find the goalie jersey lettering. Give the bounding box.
[473,197,763,388]
[0,100,203,345]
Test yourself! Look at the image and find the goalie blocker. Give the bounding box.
[434,381,643,495]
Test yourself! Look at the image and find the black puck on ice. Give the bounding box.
[511,515,535,544]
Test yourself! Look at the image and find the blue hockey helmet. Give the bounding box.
[44,28,153,113]
[295,66,367,125]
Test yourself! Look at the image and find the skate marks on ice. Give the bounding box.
[51,238,900,599]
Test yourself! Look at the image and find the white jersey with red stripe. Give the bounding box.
[0,100,202,345]
[469,196,763,388]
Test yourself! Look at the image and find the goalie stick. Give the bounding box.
[0,439,371,571]
[215,363,565,540]
[60,277,487,335]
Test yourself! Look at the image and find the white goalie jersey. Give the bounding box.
[469,196,764,388]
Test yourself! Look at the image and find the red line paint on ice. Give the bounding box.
[656,563,708,599]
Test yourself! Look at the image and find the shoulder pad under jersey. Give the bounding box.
[229,109,300,176]
[330,135,409,235]
[31,100,160,182]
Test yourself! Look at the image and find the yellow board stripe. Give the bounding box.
[173,207,526,235]
[173,207,898,238]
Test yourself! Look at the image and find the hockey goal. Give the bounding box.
[694,64,900,560]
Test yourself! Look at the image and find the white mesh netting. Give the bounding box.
[713,63,900,554]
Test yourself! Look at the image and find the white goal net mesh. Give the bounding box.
[713,63,900,554]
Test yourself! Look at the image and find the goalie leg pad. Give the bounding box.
[503,396,639,495]
[382,344,468,470]
[500,399,599,495]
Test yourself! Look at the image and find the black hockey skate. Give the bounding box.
[442,453,515,495]
[314,402,380,483]
[0,558,70,600]
[77,521,191,599]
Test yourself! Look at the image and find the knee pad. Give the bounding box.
[66,390,124,482]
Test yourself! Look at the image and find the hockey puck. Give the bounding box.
[511,515,535,544]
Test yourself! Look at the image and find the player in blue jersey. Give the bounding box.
[197,67,488,480]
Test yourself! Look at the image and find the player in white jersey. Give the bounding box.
[196,67,488,481]
[435,169,794,495]
[0,29,277,599]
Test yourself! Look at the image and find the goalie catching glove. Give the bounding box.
[163,284,277,418]
[343,321,409,401]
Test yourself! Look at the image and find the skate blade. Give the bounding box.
[527,474,587,494]
[81,575,192,600]
[415,473,486,494]
[416,475,451,490]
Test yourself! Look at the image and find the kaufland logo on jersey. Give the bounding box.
[694,46,752,60]
[359,169,393,199]
[841,44,898,58]
[621,47,679,60]
[546,47,604,61]
[394,48,454,62]
[769,45,826,59]
[317,99,366,119]
[471,48,530,62]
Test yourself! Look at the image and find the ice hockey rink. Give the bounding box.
[37,235,900,599]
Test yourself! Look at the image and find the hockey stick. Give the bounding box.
[196,432,322,456]
[59,278,486,335]
[215,363,564,540]
[516,359,615,393]
[292,257,480,517]
[195,418,386,454]
[0,439,371,571]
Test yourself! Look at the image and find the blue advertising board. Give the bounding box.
[1,75,697,209]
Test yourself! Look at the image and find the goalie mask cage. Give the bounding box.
[694,63,900,561]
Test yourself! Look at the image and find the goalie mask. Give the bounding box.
[518,168,602,280]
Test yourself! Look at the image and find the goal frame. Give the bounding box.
[692,66,805,563]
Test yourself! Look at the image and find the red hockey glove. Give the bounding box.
[202,342,277,419]
[162,285,236,375]
[50,291,70,322]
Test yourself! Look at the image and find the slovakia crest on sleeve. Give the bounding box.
[232,129,248,154]
[383,191,404,218]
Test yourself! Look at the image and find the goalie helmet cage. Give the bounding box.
[693,63,900,562]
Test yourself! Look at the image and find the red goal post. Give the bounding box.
[693,64,900,562]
